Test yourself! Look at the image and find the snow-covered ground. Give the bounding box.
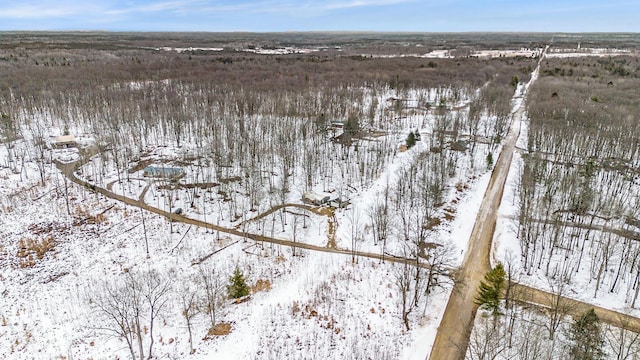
[0,155,491,359]
[0,78,509,359]
[546,47,633,58]
[494,102,640,318]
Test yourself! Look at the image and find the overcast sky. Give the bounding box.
[0,0,637,32]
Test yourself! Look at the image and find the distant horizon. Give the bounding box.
[1,1,638,33]
[2,30,639,34]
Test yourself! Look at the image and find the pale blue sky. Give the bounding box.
[0,0,637,32]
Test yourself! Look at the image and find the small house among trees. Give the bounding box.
[302,191,330,206]
[143,166,185,179]
[53,134,77,148]
[329,198,350,208]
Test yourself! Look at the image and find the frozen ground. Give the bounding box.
[0,158,492,359]
[0,75,508,359]
[494,108,640,319]
[0,119,497,359]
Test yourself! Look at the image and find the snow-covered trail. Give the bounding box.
[511,283,640,333]
[428,45,547,360]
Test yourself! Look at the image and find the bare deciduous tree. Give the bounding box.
[198,265,224,330]
[90,269,172,360]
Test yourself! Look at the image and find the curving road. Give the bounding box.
[55,154,429,270]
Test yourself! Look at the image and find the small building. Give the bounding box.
[53,134,77,149]
[302,191,330,206]
[329,198,350,208]
[398,144,408,152]
[143,166,185,179]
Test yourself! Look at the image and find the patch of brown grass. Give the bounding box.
[443,207,457,221]
[72,205,109,226]
[291,300,341,334]
[291,301,301,316]
[16,236,56,267]
[252,279,271,293]
[455,181,469,192]
[423,217,442,230]
[207,322,232,337]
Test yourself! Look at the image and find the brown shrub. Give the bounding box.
[424,217,442,230]
[252,279,272,293]
[16,236,56,267]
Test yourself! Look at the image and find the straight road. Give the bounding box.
[428,49,545,360]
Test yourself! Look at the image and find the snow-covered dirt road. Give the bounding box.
[428,47,545,360]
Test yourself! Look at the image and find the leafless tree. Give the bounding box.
[89,269,172,360]
[466,315,506,360]
[348,205,363,264]
[90,276,140,360]
[395,248,415,331]
[544,271,572,341]
[198,265,224,329]
[179,283,200,355]
[604,319,640,360]
[142,269,173,359]
[367,188,389,248]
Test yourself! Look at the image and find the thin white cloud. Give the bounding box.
[0,0,419,21]
[326,0,413,10]
[0,4,88,19]
[199,3,260,13]
[198,0,418,16]
[0,0,206,19]
[106,0,205,15]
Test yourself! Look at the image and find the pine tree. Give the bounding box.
[344,113,360,136]
[227,266,250,299]
[486,152,494,169]
[566,308,606,360]
[406,131,416,148]
[475,262,506,316]
[510,75,519,87]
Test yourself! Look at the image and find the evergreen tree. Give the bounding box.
[566,308,606,360]
[227,266,250,299]
[405,131,416,148]
[510,75,519,87]
[475,262,506,316]
[486,152,494,169]
[344,113,360,136]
